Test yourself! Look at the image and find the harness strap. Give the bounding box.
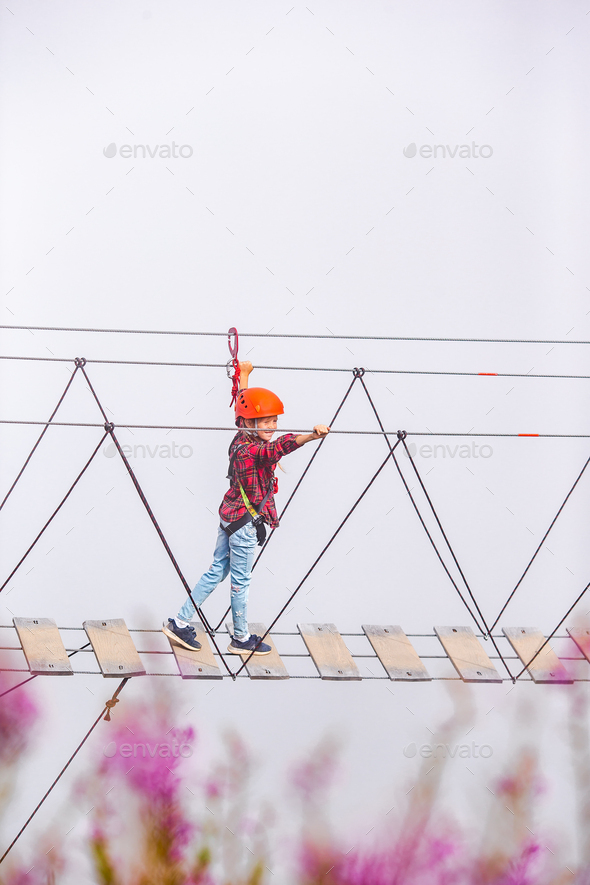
[222,482,274,546]
[221,511,252,537]
[226,433,241,480]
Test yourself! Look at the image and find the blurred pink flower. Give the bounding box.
[0,672,38,762]
[291,739,339,804]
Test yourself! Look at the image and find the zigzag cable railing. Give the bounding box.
[0,361,588,677]
[2,333,588,868]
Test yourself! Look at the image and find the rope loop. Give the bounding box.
[396,430,407,440]
[352,367,365,377]
[104,422,115,432]
[104,696,120,721]
[74,357,87,367]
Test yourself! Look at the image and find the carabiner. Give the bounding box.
[228,327,239,360]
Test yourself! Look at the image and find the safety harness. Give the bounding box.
[221,434,275,546]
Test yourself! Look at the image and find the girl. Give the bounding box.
[163,362,330,655]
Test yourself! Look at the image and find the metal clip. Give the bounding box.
[227,327,239,359]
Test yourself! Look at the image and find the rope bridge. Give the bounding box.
[0,336,588,864]
[1,358,589,680]
[2,621,589,685]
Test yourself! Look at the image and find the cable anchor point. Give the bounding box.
[352,367,365,377]
[397,430,407,440]
[74,357,87,367]
[104,422,115,433]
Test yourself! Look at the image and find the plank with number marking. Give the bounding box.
[362,625,431,680]
[503,627,572,683]
[13,617,73,675]
[83,619,146,677]
[298,623,361,680]
[435,626,501,683]
[167,623,222,679]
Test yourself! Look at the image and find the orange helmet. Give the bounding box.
[235,387,284,421]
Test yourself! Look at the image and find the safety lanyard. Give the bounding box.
[239,482,261,520]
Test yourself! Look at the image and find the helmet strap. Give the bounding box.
[243,417,259,435]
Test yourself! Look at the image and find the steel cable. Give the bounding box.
[0,433,108,594]
[514,580,590,681]
[0,642,92,700]
[0,365,80,511]
[1,353,590,380]
[1,324,590,345]
[491,454,590,631]
[0,420,588,437]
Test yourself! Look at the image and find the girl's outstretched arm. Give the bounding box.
[295,425,330,446]
[239,361,253,390]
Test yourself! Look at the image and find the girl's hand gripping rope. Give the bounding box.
[295,425,330,446]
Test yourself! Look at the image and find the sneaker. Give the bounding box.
[162,618,202,651]
[227,633,272,655]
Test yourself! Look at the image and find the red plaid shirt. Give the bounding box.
[219,431,301,528]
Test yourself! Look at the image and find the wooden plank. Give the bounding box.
[13,617,73,675]
[225,622,289,679]
[298,623,361,681]
[503,627,572,684]
[83,619,146,677]
[435,626,502,683]
[567,627,590,663]
[362,625,431,681]
[167,623,222,679]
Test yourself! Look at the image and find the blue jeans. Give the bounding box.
[177,519,258,640]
